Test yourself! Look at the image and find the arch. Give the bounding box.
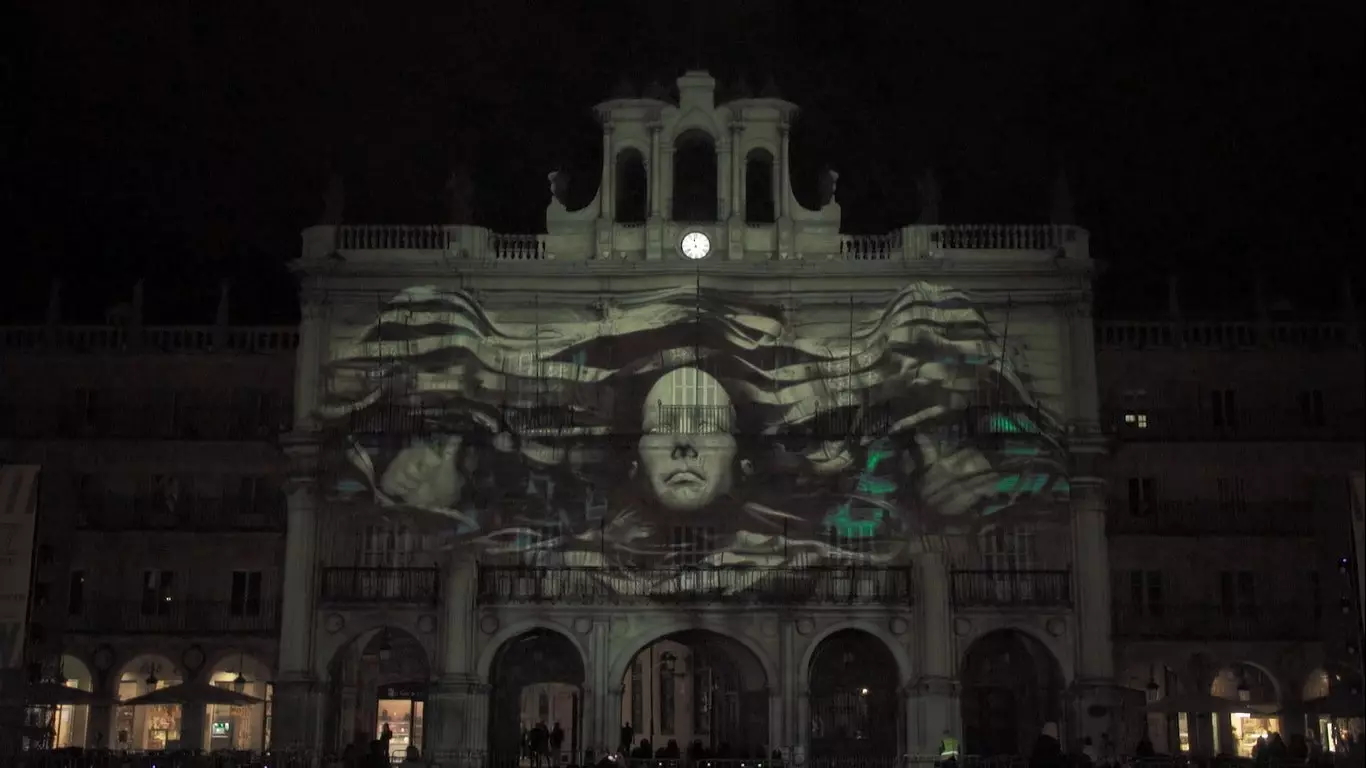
[608,624,778,692]
[797,621,912,690]
[202,651,273,752]
[113,652,183,751]
[805,628,902,758]
[52,654,94,748]
[488,628,589,760]
[960,629,1066,758]
[1301,667,1331,701]
[961,621,1075,685]
[1210,661,1282,704]
[615,147,648,223]
[1118,661,1184,754]
[672,128,718,222]
[322,626,432,754]
[744,147,776,224]
[478,620,589,682]
[618,628,771,757]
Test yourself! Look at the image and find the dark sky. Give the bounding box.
[5,0,1362,324]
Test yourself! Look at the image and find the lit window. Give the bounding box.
[1123,412,1149,429]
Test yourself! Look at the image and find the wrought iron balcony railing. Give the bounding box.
[1107,498,1317,537]
[319,566,442,605]
[65,599,279,635]
[1112,603,1321,642]
[476,565,915,606]
[1103,406,1365,442]
[75,495,286,532]
[0,402,290,441]
[950,570,1073,608]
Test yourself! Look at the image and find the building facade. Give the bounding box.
[273,71,1111,763]
[1097,292,1365,757]
[0,307,298,753]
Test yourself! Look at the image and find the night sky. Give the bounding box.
[6,1,1362,324]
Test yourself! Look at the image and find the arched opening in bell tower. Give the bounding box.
[671,129,718,222]
[615,148,648,223]
[744,148,776,224]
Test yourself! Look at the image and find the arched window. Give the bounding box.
[672,130,718,221]
[615,148,648,223]
[744,148,776,223]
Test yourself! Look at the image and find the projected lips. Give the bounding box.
[318,281,1071,574]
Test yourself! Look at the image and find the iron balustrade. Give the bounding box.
[476,565,914,606]
[319,566,442,605]
[65,599,279,635]
[75,495,286,532]
[1107,498,1317,536]
[0,401,289,440]
[1103,406,1365,442]
[1112,603,1321,642]
[950,570,1073,608]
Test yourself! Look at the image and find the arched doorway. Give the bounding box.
[807,629,900,759]
[960,630,1065,757]
[620,630,768,758]
[1211,662,1280,757]
[744,148,776,223]
[325,627,431,759]
[51,654,94,748]
[201,652,272,751]
[488,629,586,761]
[615,148,648,223]
[1118,662,1182,754]
[672,130,718,221]
[113,653,182,751]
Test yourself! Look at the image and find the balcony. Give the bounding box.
[76,495,286,533]
[319,567,442,606]
[66,599,279,635]
[0,324,299,354]
[475,565,915,606]
[1103,407,1364,442]
[950,570,1073,609]
[1107,499,1316,537]
[1096,319,1356,350]
[0,402,291,441]
[1112,604,1321,642]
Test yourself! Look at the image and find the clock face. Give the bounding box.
[680,231,711,260]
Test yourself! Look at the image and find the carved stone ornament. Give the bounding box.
[479,614,500,635]
[93,645,115,673]
[182,644,207,675]
[1046,617,1067,637]
[795,617,815,636]
[324,613,346,634]
[889,616,909,636]
[573,616,593,634]
[417,614,438,634]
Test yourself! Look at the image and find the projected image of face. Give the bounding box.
[637,367,737,512]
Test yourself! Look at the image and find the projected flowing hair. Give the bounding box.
[319,282,1069,563]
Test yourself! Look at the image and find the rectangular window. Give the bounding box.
[230,570,263,617]
[670,526,716,566]
[140,570,175,616]
[1299,390,1325,427]
[67,570,85,616]
[358,524,415,568]
[1209,389,1238,430]
[1123,411,1149,429]
[980,526,1036,571]
[1127,477,1157,516]
[1219,570,1257,617]
[1128,570,1164,616]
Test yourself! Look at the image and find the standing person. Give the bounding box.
[619,722,634,754]
[380,723,393,762]
[938,729,960,767]
[550,722,565,765]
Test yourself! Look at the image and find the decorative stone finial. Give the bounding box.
[642,80,670,101]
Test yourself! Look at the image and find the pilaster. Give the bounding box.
[905,676,959,757]
[913,549,958,754]
[272,678,323,752]
[1071,485,1114,682]
[293,296,328,431]
[425,674,490,767]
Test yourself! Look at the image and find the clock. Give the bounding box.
[680,231,711,260]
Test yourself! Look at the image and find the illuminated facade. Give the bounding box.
[0,306,297,753]
[273,71,1113,763]
[1099,281,1365,758]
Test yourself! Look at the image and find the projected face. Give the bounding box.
[637,367,737,512]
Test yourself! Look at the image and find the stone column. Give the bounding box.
[427,558,486,764]
[293,297,327,430]
[795,690,811,761]
[273,475,321,750]
[778,123,791,219]
[590,620,611,753]
[730,124,745,220]
[717,132,732,220]
[647,123,661,216]
[86,672,117,748]
[910,550,958,754]
[180,684,207,752]
[1070,485,1120,744]
[769,688,783,755]
[599,124,614,219]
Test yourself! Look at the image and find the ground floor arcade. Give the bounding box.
[270,606,1107,763]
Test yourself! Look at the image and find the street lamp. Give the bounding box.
[1146,679,1160,702]
[378,632,393,662]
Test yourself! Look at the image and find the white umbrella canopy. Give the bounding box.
[0,681,107,707]
[1145,692,1276,714]
[120,680,262,707]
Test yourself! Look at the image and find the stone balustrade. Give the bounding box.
[0,325,299,353]
[307,223,1087,262]
[1096,318,1357,348]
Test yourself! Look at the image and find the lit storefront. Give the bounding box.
[376,682,425,762]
